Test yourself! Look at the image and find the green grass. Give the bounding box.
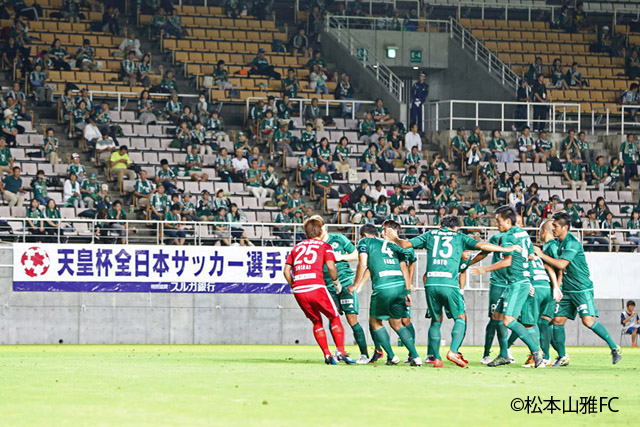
[0,345,637,426]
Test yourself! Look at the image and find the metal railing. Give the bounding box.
[590,105,640,136]
[296,0,421,17]
[328,15,450,32]
[425,99,581,133]
[325,15,406,103]
[4,217,638,254]
[449,17,520,93]
[73,90,200,112]
[451,1,558,22]
[244,96,375,122]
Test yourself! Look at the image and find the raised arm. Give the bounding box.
[470,255,512,276]
[533,246,570,270]
[475,241,521,253]
[335,249,358,262]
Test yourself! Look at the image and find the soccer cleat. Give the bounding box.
[356,354,369,365]
[404,356,412,364]
[507,349,515,363]
[385,355,400,365]
[368,349,384,364]
[532,350,544,368]
[487,356,510,367]
[446,350,467,368]
[551,355,570,367]
[325,355,337,365]
[632,343,637,347]
[335,352,356,365]
[457,352,468,364]
[410,357,422,367]
[612,348,622,365]
[425,356,436,365]
[481,356,492,365]
[521,354,535,368]
[540,359,551,368]
[432,358,444,368]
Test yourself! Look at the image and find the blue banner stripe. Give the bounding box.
[13,281,292,294]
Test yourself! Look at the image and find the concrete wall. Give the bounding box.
[0,247,627,347]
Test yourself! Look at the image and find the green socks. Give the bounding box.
[507,320,540,354]
[497,323,509,358]
[351,323,368,357]
[371,326,395,359]
[589,321,617,350]
[397,326,419,359]
[483,320,499,357]
[450,318,466,354]
[507,330,519,348]
[550,324,559,353]
[406,323,416,342]
[553,324,566,357]
[369,323,382,352]
[538,320,551,360]
[428,321,442,360]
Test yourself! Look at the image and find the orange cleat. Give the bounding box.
[432,358,444,368]
[446,350,467,368]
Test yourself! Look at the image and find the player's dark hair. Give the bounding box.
[441,215,460,229]
[382,219,401,231]
[495,205,516,225]
[360,223,379,237]
[628,300,636,307]
[552,211,571,230]
[303,217,324,239]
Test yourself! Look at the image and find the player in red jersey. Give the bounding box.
[284,217,355,365]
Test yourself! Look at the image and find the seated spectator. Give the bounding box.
[590,155,611,191]
[274,204,293,245]
[431,154,450,179]
[195,190,213,221]
[121,51,138,88]
[620,83,639,123]
[387,203,403,224]
[536,130,555,163]
[167,9,188,38]
[206,110,230,148]
[0,137,13,175]
[30,169,50,206]
[333,136,351,175]
[225,0,247,18]
[248,48,281,80]
[29,64,54,105]
[150,184,169,220]
[49,38,71,71]
[309,63,328,95]
[298,147,317,186]
[465,142,482,185]
[67,153,87,182]
[44,199,62,241]
[315,137,334,172]
[96,184,112,211]
[371,98,394,127]
[233,130,251,158]
[552,5,575,33]
[627,50,640,80]
[95,128,117,168]
[83,117,101,152]
[313,163,338,202]
[246,158,269,204]
[595,26,617,57]
[496,172,510,205]
[75,87,92,111]
[290,27,308,57]
[561,129,580,161]
[358,113,376,144]
[93,103,121,144]
[563,155,587,191]
[76,38,97,72]
[351,193,372,224]
[109,145,136,185]
[154,158,177,195]
[387,126,404,161]
[137,53,152,89]
[335,73,356,118]
[609,158,625,191]
[161,70,178,93]
[274,177,291,207]
[551,58,569,90]
[473,194,492,226]
[563,198,585,229]
[191,121,210,155]
[305,49,332,80]
[73,100,91,133]
[578,132,593,172]
[525,199,541,228]
[626,210,640,253]
[150,7,168,37]
[303,97,324,131]
[518,126,538,163]
[621,300,639,346]
[165,203,186,245]
[165,93,182,124]
[186,146,208,182]
[373,195,389,223]
[300,121,316,151]
[601,211,621,252]
[565,62,588,88]
[26,198,46,242]
[107,200,127,244]
[462,208,481,237]
[215,147,240,183]
[402,166,420,200]
[405,146,421,168]
[360,143,378,172]
[489,129,514,163]
[0,166,25,206]
[133,170,154,210]
[526,56,543,85]
[81,172,100,209]
[213,207,231,246]
[120,31,143,59]
[63,172,84,208]
[444,177,463,207]
[226,203,251,246]
[273,121,293,158]
[137,90,157,126]
[481,154,498,195]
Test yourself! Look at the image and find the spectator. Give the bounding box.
[561,129,580,161]
[75,88,93,111]
[0,137,13,175]
[103,6,120,36]
[7,82,28,119]
[262,163,278,195]
[312,163,338,201]
[133,169,154,210]
[288,190,306,212]
[387,203,403,224]
[63,172,84,208]
[620,83,639,123]
[405,123,422,153]
[333,136,351,175]
[76,38,97,72]
[532,73,549,132]
[119,31,143,59]
[565,62,588,88]
[29,64,54,105]
[594,196,611,222]
[164,203,186,245]
[387,126,405,162]
[81,172,100,209]
[410,71,429,131]
[60,87,75,121]
[274,204,293,245]
[121,51,138,88]
[371,98,394,127]
[564,198,585,229]
[186,146,208,182]
[401,166,420,200]
[627,210,640,252]
[245,158,267,204]
[196,190,214,221]
[518,126,538,163]
[609,158,625,191]
[227,203,251,246]
[96,184,112,211]
[303,97,325,131]
[596,26,617,57]
[405,146,421,168]
[626,50,640,80]
[601,211,620,252]
[180,193,198,222]
[49,38,71,71]
[462,208,481,237]
[335,74,356,118]
[444,178,462,207]
[26,199,46,242]
[0,166,24,207]
[225,0,247,18]
[621,300,639,346]
[161,70,178,93]
[496,172,510,204]
[93,103,120,145]
[563,155,587,191]
[480,154,498,195]
[150,7,167,37]
[206,110,230,148]
[67,153,87,183]
[373,195,389,223]
[109,145,136,186]
[309,63,328,95]
[489,129,514,162]
[290,27,308,57]
[551,58,569,90]
[95,129,117,169]
[351,193,372,224]
[526,199,541,228]
[313,137,333,172]
[212,207,231,245]
[165,93,182,125]
[360,143,378,172]
[150,184,169,220]
[542,195,562,219]
[431,153,450,179]
[107,200,127,244]
[273,121,293,158]
[298,147,317,187]
[620,133,638,189]
[282,68,299,98]
[83,116,101,152]
[552,5,575,33]
[191,121,209,156]
[72,100,90,133]
[524,182,540,209]
[30,169,50,206]
[274,177,291,207]
[248,48,281,79]
[590,155,611,191]
[536,130,555,163]
[137,90,157,126]
[215,147,240,183]
[574,1,589,30]
[155,158,177,195]
[44,199,62,241]
[526,57,543,85]
[514,78,531,131]
[451,127,469,168]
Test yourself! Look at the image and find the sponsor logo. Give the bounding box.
[21,247,50,277]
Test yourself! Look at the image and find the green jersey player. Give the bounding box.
[389,215,518,368]
[320,227,369,364]
[470,206,544,368]
[534,211,621,365]
[349,223,422,366]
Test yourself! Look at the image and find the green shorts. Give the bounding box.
[555,290,598,320]
[520,286,553,325]
[329,286,359,315]
[488,284,507,317]
[425,285,465,320]
[370,286,407,320]
[403,305,412,319]
[495,281,530,319]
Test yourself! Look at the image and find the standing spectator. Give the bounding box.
[290,27,308,57]
[489,129,514,163]
[591,155,611,191]
[451,127,469,168]
[282,68,299,98]
[109,146,136,186]
[620,133,638,189]
[526,57,543,85]
[371,98,394,127]
[532,73,549,132]
[119,31,143,59]
[248,48,281,79]
[516,82,533,130]
[466,141,482,185]
[563,155,587,191]
[627,210,640,253]
[518,126,538,163]
[76,39,97,72]
[621,300,639,346]
[405,123,422,153]
[0,166,25,207]
[410,71,428,131]
[335,74,356,118]
[103,6,120,36]
[63,172,84,209]
[0,137,13,175]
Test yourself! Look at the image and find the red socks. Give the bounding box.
[330,317,346,355]
[313,321,331,357]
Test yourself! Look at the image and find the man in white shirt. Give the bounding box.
[404,123,422,152]
[621,300,639,346]
[95,129,117,168]
[231,148,249,177]
[368,180,386,201]
[119,32,143,59]
[84,119,101,154]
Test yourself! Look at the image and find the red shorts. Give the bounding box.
[293,285,339,323]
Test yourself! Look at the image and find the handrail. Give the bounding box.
[244,96,375,122]
[452,1,558,22]
[3,217,638,253]
[324,15,406,103]
[71,90,200,112]
[328,15,450,32]
[296,0,420,18]
[449,17,520,94]
[590,104,640,136]
[425,99,581,133]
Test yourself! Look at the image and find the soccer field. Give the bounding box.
[0,345,636,426]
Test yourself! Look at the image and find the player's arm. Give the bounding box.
[533,246,570,270]
[349,252,368,294]
[545,263,563,302]
[325,259,342,293]
[384,227,413,249]
[283,264,294,287]
[335,249,358,262]
[407,261,416,292]
[475,241,521,253]
[459,270,467,290]
[468,251,488,266]
[400,260,412,307]
[469,255,512,276]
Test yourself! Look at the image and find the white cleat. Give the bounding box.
[410,357,423,367]
[385,355,401,365]
[356,354,369,365]
[481,356,492,365]
[538,359,550,368]
[507,349,515,363]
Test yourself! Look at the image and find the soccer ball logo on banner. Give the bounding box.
[21,247,51,277]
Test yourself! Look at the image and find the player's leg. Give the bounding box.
[538,290,555,363]
[388,290,420,364]
[368,323,384,359]
[482,286,502,362]
[488,292,511,366]
[576,292,618,351]
[294,292,333,361]
[632,328,638,346]
[446,289,468,367]
[581,314,620,362]
[369,316,396,362]
[389,317,420,363]
[502,283,541,357]
[401,306,415,363]
[425,288,444,363]
[316,288,354,363]
[341,289,369,360]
